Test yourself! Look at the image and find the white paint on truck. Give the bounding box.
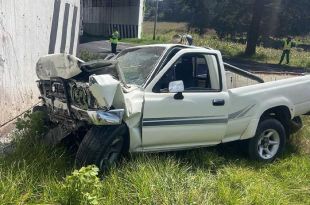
[36,44,310,155]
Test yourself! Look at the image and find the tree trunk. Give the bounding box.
[245,0,266,56]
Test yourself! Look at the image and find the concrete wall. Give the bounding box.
[0,0,80,126]
[83,0,144,38]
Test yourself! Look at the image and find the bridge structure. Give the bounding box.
[82,0,144,38]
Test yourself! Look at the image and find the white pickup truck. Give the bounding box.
[35,44,310,171]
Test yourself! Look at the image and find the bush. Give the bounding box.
[56,165,101,205]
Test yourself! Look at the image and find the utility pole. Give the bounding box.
[153,0,159,40]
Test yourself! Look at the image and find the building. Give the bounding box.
[82,0,144,38]
[0,0,81,126]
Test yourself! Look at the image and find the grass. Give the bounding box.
[123,22,310,69]
[0,112,309,204]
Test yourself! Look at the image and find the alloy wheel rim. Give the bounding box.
[257,129,280,159]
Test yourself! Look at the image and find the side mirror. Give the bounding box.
[169,81,184,100]
[169,80,184,93]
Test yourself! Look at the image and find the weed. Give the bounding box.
[55,165,101,205]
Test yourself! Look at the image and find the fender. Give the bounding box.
[241,96,294,140]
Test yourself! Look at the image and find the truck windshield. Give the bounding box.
[116,47,166,86]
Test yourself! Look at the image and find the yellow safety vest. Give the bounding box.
[110,31,119,44]
[283,40,292,51]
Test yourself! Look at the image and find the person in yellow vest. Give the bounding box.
[110,27,119,54]
[279,36,293,64]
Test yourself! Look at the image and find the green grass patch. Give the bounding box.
[0,113,309,204]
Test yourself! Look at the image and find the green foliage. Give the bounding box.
[182,0,216,35]
[15,111,46,138]
[0,112,72,204]
[152,0,309,39]
[262,0,310,37]
[79,50,102,62]
[144,0,191,22]
[56,165,101,205]
[0,105,309,204]
[124,22,310,69]
[211,0,253,39]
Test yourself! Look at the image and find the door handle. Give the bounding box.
[213,99,225,106]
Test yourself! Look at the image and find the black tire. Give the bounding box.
[248,118,286,162]
[289,116,303,134]
[75,124,128,172]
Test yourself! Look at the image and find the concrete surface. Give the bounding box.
[0,0,81,126]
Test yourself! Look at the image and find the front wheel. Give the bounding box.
[75,125,128,172]
[248,118,286,162]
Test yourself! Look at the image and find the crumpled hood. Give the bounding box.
[36,53,83,80]
[89,74,123,109]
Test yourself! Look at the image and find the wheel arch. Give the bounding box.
[241,103,293,140]
[259,105,292,136]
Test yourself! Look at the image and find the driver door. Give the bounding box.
[142,51,229,151]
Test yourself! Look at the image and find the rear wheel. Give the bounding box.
[289,116,303,134]
[75,125,127,172]
[248,118,286,162]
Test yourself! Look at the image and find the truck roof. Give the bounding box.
[125,44,214,51]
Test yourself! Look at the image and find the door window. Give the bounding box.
[154,53,221,92]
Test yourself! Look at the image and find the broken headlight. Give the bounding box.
[69,81,97,110]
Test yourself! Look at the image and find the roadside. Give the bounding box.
[77,40,133,58]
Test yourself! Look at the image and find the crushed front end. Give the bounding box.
[35,54,126,143]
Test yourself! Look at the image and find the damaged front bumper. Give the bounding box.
[43,97,124,126]
[37,72,127,126]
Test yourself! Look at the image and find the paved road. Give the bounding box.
[78,40,133,56]
[78,40,307,73]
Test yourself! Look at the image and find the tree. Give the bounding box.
[261,0,310,37]
[211,0,253,39]
[148,0,309,47]
[181,0,216,35]
[245,0,267,56]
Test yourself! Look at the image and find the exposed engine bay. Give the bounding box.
[36,54,127,129]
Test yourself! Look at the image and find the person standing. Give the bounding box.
[110,27,119,54]
[279,36,293,64]
[172,34,193,45]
